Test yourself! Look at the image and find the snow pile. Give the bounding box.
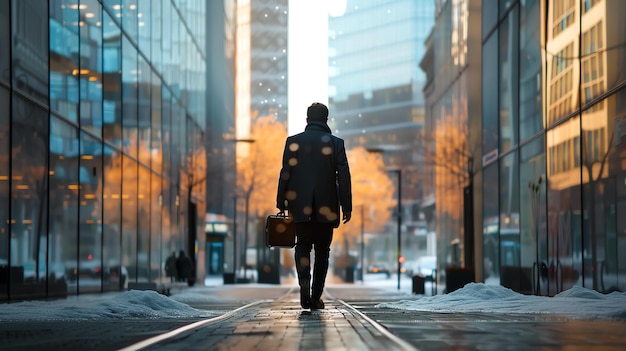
[376,283,626,320]
[0,290,213,321]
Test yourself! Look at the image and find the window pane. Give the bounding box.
[48,117,78,296]
[102,144,123,291]
[0,0,10,85]
[122,36,138,159]
[49,0,79,123]
[0,87,9,301]
[546,119,581,295]
[499,5,519,153]
[519,0,543,141]
[482,0,498,39]
[12,0,49,105]
[137,164,150,282]
[482,33,498,160]
[102,11,122,148]
[78,131,103,293]
[80,0,103,135]
[500,151,522,292]
[122,156,137,282]
[483,163,499,285]
[10,95,49,299]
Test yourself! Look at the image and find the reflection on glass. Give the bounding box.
[11,95,50,299]
[520,137,546,296]
[499,151,522,291]
[12,0,49,104]
[0,88,9,300]
[80,0,104,134]
[78,132,103,293]
[137,165,150,282]
[482,33,498,159]
[49,0,79,123]
[49,117,78,296]
[519,0,543,140]
[122,156,138,282]
[102,144,123,291]
[0,1,10,84]
[482,164,499,285]
[499,5,519,153]
[122,36,138,159]
[103,10,122,147]
[546,119,581,296]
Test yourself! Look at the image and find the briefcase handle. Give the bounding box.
[277,210,289,217]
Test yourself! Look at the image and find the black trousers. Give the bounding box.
[294,220,334,300]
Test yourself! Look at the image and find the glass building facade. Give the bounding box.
[480,0,626,295]
[0,0,208,300]
[328,0,436,264]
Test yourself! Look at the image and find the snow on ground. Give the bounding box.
[376,282,626,320]
[0,290,214,321]
[1,277,625,321]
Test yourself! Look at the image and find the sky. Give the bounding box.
[1,280,625,321]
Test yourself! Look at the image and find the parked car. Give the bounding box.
[367,263,391,278]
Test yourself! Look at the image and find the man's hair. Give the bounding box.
[307,102,329,122]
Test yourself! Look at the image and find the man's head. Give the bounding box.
[307,102,329,123]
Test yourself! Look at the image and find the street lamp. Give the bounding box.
[366,147,403,291]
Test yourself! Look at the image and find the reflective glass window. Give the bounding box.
[137,0,151,59]
[150,171,162,282]
[499,151,522,292]
[102,11,122,148]
[10,95,49,299]
[0,0,10,85]
[122,0,138,43]
[138,56,151,166]
[150,0,162,73]
[102,144,123,291]
[482,0,498,39]
[137,164,150,282]
[520,137,546,295]
[80,0,103,134]
[0,87,9,300]
[78,131,103,293]
[482,33,498,161]
[519,0,543,141]
[48,117,78,296]
[121,156,138,282]
[581,86,626,292]
[482,163,499,285]
[499,5,519,153]
[122,36,138,159]
[12,0,49,105]
[546,119,581,295]
[49,0,79,123]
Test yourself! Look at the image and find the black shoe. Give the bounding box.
[300,280,311,309]
[310,298,324,310]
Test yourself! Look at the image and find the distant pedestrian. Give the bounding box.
[165,252,178,282]
[276,102,352,310]
[176,250,194,285]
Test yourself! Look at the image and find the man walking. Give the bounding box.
[277,102,352,309]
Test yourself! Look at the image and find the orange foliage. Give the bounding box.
[333,147,395,246]
[236,115,288,217]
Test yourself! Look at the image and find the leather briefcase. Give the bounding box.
[265,212,296,248]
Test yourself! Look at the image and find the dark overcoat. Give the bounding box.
[276,121,352,227]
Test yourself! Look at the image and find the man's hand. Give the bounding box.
[342,211,352,224]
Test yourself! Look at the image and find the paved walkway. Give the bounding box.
[2,282,626,350]
[124,288,413,351]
